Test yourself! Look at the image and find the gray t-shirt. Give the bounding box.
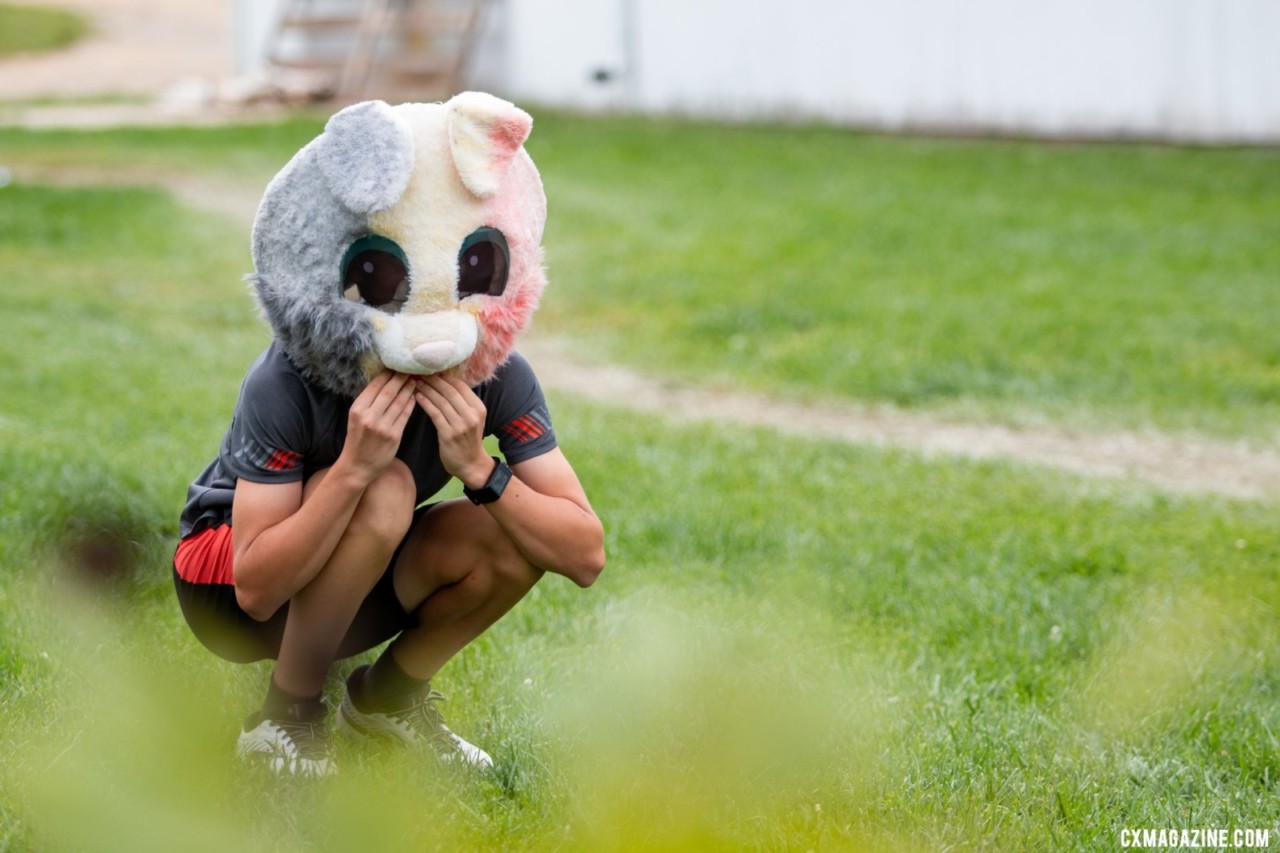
[180,342,557,537]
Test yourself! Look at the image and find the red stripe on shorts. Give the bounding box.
[174,525,235,585]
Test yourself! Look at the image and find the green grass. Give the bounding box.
[525,114,1280,440]
[0,117,327,183]
[0,3,88,58]
[0,119,1277,850]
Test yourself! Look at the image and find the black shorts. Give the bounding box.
[172,516,423,664]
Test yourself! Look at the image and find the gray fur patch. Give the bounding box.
[316,101,414,214]
[250,275,374,397]
[251,139,377,397]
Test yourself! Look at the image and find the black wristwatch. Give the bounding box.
[463,456,512,505]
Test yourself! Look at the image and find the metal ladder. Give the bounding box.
[267,0,488,102]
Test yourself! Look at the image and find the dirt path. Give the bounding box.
[0,0,230,101]
[518,340,1280,501]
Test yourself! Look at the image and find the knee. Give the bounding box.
[429,503,541,590]
[351,459,416,548]
[474,514,543,590]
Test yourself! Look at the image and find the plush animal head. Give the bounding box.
[250,92,547,396]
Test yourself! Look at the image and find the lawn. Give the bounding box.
[527,115,1280,440]
[0,115,1276,850]
[0,3,87,58]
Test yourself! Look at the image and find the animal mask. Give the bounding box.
[249,92,548,397]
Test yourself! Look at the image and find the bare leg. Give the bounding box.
[386,499,545,680]
[272,460,416,697]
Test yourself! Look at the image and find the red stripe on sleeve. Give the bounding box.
[263,449,300,471]
[517,415,546,440]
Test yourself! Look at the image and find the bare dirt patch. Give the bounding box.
[0,0,230,101]
[520,338,1280,501]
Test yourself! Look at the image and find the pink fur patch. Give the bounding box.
[456,149,547,386]
[490,113,532,154]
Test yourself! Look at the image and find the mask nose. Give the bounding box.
[411,341,460,372]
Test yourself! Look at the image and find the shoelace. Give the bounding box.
[279,720,330,760]
[395,687,457,750]
[276,706,331,761]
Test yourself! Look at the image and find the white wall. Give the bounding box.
[487,0,1280,143]
[490,0,632,112]
[233,0,285,75]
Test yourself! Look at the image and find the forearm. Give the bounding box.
[415,375,604,586]
[233,460,369,618]
[481,475,605,587]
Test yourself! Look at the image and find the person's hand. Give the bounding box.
[414,374,493,488]
[342,371,416,484]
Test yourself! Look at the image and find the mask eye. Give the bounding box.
[457,227,509,298]
[341,235,409,314]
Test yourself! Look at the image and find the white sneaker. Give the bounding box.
[337,665,493,770]
[237,700,337,778]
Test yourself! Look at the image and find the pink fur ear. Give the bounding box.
[447,91,533,198]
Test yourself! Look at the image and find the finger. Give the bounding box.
[440,379,483,417]
[414,386,443,416]
[421,374,479,418]
[416,386,474,435]
[412,384,458,427]
[369,372,413,417]
[354,370,394,409]
[417,380,463,421]
[441,375,487,416]
[390,391,416,433]
[414,389,449,432]
[382,378,417,424]
[418,374,451,398]
[422,383,483,435]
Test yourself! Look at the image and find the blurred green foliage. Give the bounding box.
[0,3,87,58]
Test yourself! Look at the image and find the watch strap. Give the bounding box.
[463,456,512,505]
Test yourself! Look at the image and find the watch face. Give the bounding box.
[466,458,512,504]
[486,460,513,499]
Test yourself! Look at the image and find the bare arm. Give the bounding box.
[416,375,606,587]
[231,372,417,619]
[492,448,606,586]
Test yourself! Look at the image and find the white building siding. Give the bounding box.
[235,0,1280,143]
[492,0,1280,143]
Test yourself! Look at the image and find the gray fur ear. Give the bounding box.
[316,100,414,213]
